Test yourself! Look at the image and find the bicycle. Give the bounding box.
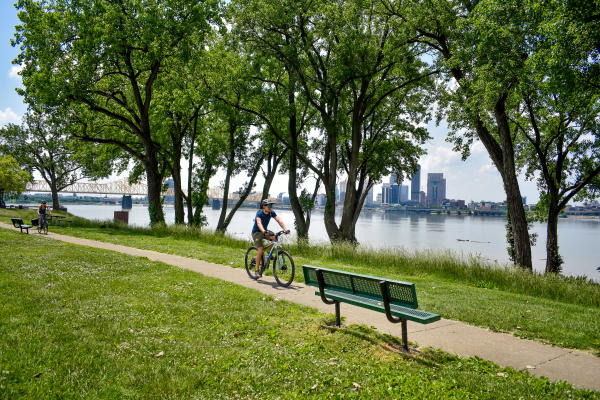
[38,213,49,235]
[245,230,295,287]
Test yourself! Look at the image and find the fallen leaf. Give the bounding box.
[128,328,134,334]
[497,372,507,377]
[33,372,42,378]
[311,384,318,390]
[352,382,361,390]
[526,365,536,370]
[233,333,238,338]
[328,361,336,366]
[155,351,164,358]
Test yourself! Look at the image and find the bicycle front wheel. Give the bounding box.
[244,246,262,280]
[43,221,48,235]
[273,250,295,287]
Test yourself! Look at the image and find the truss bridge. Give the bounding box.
[26,179,148,196]
[26,179,264,202]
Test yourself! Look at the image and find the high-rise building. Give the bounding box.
[411,165,421,202]
[391,184,400,204]
[420,191,426,205]
[390,173,398,186]
[400,185,409,203]
[381,183,392,204]
[427,173,447,206]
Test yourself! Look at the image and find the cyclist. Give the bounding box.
[37,200,51,232]
[252,199,289,277]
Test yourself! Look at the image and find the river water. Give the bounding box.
[63,204,600,280]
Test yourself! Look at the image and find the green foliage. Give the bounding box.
[0,156,31,196]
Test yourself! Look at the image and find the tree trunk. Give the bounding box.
[50,180,60,210]
[186,133,195,225]
[218,157,263,233]
[261,163,278,201]
[545,200,562,273]
[172,168,185,224]
[144,155,165,225]
[288,150,309,240]
[216,126,235,233]
[495,95,533,270]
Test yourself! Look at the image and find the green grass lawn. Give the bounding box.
[2,208,599,354]
[0,229,597,399]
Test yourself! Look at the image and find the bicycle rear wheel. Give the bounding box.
[273,250,295,287]
[244,246,263,280]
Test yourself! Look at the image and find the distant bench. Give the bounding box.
[11,218,33,234]
[302,265,440,350]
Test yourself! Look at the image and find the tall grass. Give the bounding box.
[62,218,600,309]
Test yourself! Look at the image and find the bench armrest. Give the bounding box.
[316,269,337,305]
[379,281,404,324]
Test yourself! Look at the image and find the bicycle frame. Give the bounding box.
[262,234,288,272]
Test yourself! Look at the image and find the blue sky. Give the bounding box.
[0,2,539,203]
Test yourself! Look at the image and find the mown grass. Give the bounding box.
[2,209,600,353]
[0,229,597,399]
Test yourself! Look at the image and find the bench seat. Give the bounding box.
[316,289,440,324]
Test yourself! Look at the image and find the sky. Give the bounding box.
[0,2,541,204]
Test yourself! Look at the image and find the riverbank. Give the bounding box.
[2,208,598,355]
[1,229,598,398]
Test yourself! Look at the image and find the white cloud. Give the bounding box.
[420,144,462,173]
[478,163,496,174]
[0,108,21,125]
[8,64,24,79]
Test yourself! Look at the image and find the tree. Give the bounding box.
[0,155,32,207]
[507,0,600,273]
[13,0,219,224]
[231,0,433,243]
[0,109,117,209]
[382,0,535,269]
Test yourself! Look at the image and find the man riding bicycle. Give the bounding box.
[252,199,289,277]
[38,200,51,231]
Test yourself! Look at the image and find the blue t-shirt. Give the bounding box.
[252,209,277,234]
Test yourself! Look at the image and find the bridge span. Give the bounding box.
[26,180,265,202]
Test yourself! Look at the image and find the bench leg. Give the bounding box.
[401,319,408,351]
[335,302,341,327]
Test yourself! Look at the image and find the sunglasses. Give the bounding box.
[264,204,273,208]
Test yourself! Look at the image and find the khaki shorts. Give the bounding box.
[252,231,266,248]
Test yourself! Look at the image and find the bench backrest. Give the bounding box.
[302,265,419,309]
[11,218,24,227]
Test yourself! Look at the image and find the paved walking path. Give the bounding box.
[1,223,599,391]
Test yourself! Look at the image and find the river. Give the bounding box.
[62,203,600,280]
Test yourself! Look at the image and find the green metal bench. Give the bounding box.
[302,265,440,350]
[11,218,33,234]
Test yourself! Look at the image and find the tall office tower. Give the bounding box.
[411,165,421,202]
[391,184,400,204]
[427,173,447,206]
[390,173,398,185]
[381,183,392,204]
[400,185,409,202]
[420,191,426,205]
